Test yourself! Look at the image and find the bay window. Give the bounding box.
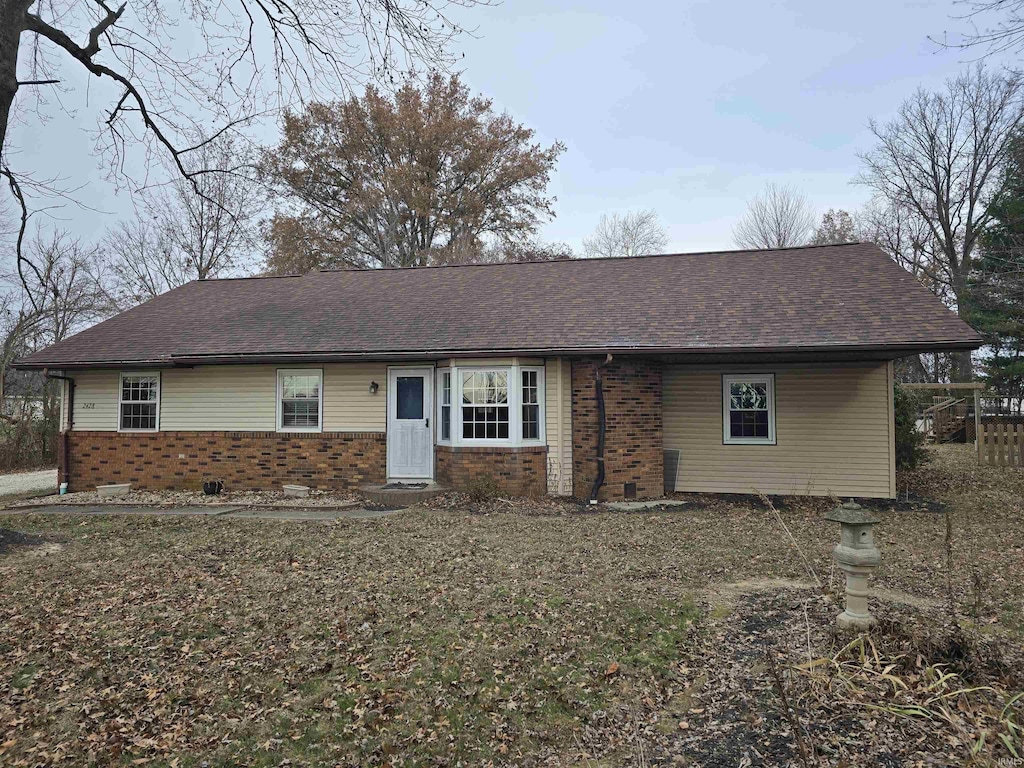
[437,364,544,446]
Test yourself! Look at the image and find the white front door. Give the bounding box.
[387,367,434,479]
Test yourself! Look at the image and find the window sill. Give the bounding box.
[438,443,547,453]
[723,438,777,446]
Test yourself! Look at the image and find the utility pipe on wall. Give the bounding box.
[44,369,74,493]
[588,353,613,504]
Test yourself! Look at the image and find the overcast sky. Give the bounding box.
[8,0,1020,257]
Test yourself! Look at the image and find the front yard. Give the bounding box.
[1,446,1021,766]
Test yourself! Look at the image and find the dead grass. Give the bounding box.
[14,487,363,508]
[0,444,1020,766]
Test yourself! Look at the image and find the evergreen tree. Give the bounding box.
[970,137,1024,412]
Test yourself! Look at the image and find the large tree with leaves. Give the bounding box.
[969,135,1024,410]
[261,73,565,271]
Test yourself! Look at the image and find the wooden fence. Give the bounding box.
[979,423,1024,467]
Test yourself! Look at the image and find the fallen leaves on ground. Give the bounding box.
[0,444,1020,765]
[16,488,363,508]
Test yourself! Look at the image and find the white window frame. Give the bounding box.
[437,364,545,447]
[518,366,545,444]
[118,371,161,432]
[277,368,324,433]
[436,368,452,444]
[722,373,776,445]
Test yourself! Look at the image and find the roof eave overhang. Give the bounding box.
[12,339,983,371]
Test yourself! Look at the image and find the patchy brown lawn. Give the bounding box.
[0,445,1021,766]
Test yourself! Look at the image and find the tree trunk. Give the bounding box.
[948,267,976,381]
[0,1,32,155]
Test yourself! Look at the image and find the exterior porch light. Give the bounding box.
[369,381,379,395]
[825,499,882,631]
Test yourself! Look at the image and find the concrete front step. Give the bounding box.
[359,483,448,507]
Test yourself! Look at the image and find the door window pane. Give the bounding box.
[397,376,424,420]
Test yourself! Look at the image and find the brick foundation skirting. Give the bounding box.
[61,431,386,492]
[572,358,664,501]
[435,444,548,497]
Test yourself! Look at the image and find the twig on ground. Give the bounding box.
[757,492,827,595]
[943,509,959,625]
[766,647,815,768]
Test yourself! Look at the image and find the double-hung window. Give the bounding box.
[461,370,510,439]
[278,369,323,432]
[439,370,452,441]
[437,364,544,446]
[119,373,160,431]
[723,374,775,444]
[521,369,540,440]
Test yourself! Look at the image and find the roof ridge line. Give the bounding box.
[313,242,869,274]
[199,273,305,283]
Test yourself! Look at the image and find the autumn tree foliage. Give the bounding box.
[809,209,857,245]
[261,74,565,272]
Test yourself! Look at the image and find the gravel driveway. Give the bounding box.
[0,468,57,498]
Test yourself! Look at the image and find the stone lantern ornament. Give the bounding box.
[825,499,882,631]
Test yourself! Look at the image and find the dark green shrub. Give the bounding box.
[894,382,929,470]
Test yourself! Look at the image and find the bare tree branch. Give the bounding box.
[0,165,45,311]
[933,0,1024,60]
[857,65,1024,379]
[582,209,669,259]
[733,183,816,250]
[0,0,491,307]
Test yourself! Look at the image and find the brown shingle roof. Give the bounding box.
[15,243,981,369]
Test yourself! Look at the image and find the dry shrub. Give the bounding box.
[793,621,1023,763]
[0,419,57,473]
[462,473,501,501]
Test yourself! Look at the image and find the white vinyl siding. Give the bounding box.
[161,366,277,431]
[545,358,573,496]
[68,363,388,433]
[664,363,894,499]
[70,370,120,430]
[322,363,387,431]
